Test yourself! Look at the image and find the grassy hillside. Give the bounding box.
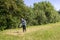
[0,22,60,40]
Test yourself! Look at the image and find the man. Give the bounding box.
[21,18,26,32]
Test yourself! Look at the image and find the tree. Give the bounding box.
[33,1,59,24]
[0,0,25,30]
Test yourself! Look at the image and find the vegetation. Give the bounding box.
[0,0,60,30]
[0,22,60,40]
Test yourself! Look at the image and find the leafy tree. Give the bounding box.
[0,0,25,30]
[33,1,59,24]
[0,0,60,30]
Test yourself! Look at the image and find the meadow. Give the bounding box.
[0,22,60,40]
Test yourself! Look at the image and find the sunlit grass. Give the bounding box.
[0,22,60,40]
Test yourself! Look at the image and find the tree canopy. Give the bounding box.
[0,0,60,30]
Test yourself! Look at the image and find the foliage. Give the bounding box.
[0,0,24,30]
[33,1,59,24]
[0,1,60,30]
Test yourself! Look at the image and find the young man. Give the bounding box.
[21,18,26,32]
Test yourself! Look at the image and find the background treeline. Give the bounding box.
[0,0,60,30]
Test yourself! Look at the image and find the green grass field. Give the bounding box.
[0,22,60,40]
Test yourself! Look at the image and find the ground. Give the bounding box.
[0,22,60,40]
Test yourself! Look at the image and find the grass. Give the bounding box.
[0,22,60,40]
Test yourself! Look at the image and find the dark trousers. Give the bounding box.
[22,25,26,32]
